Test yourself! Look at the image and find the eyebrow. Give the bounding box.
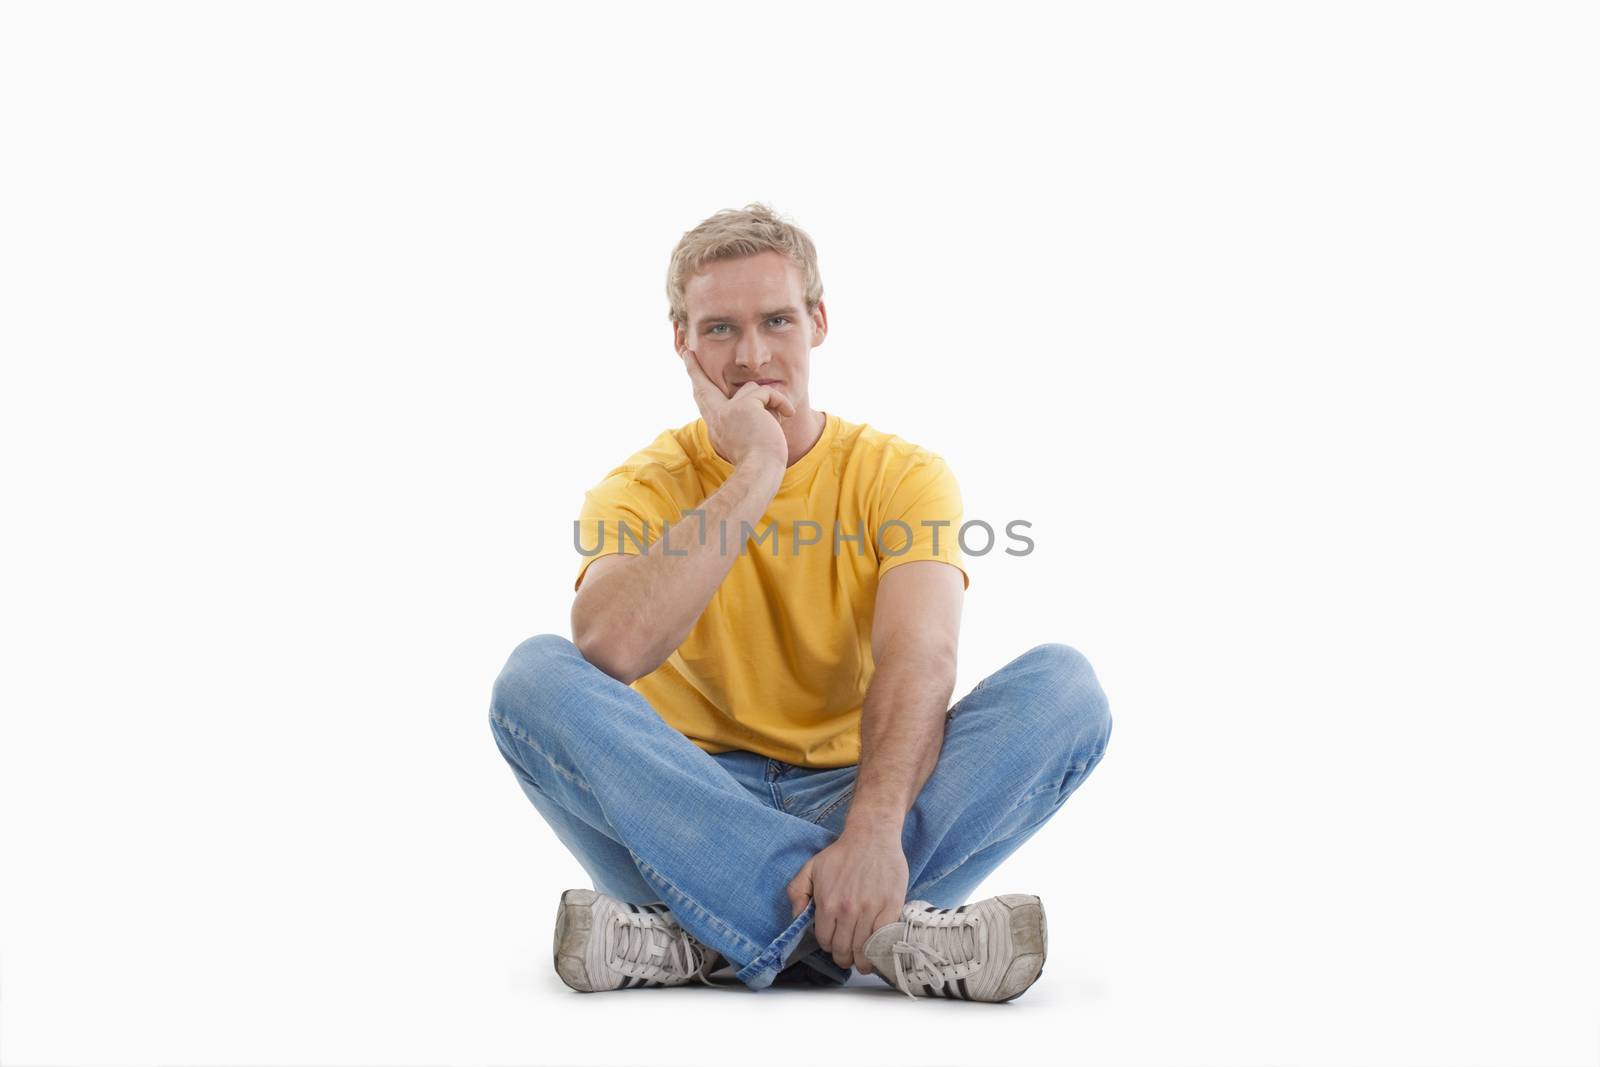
[699,306,801,325]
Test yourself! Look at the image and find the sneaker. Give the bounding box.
[552,888,726,992]
[862,894,1047,1002]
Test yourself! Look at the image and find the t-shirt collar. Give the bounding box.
[695,410,835,490]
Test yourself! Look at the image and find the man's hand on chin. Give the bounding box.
[785,820,909,975]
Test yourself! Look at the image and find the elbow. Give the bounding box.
[572,625,634,685]
[571,611,656,685]
[573,629,642,685]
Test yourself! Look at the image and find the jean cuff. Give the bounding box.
[734,900,828,990]
[783,918,853,983]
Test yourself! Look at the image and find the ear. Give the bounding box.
[810,299,827,346]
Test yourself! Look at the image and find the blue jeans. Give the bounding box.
[487,635,1112,991]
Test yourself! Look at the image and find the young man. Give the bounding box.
[488,203,1112,1000]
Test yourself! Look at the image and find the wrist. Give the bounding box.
[844,805,905,837]
[735,454,786,487]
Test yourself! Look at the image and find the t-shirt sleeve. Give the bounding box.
[874,454,970,590]
[572,471,678,592]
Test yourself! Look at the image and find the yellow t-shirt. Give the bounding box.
[573,411,968,768]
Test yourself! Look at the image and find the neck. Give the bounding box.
[779,406,826,467]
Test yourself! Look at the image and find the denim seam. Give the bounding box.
[489,714,593,793]
[1013,754,1103,805]
[918,759,1075,887]
[920,676,1107,873]
[733,904,816,984]
[627,850,766,961]
[920,743,1107,889]
[807,783,856,824]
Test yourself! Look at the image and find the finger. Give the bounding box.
[787,884,806,919]
[679,347,723,403]
[853,906,887,973]
[731,382,796,418]
[759,386,797,418]
[787,860,814,918]
[857,904,897,976]
[831,909,858,968]
[815,905,838,961]
[679,346,711,400]
[848,912,875,975]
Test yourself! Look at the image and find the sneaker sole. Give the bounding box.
[994,893,1047,1002]
[554,887,603,992]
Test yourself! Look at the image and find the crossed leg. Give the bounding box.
[488,635,1111,990]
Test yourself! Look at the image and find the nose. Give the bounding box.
[733,332,773,376]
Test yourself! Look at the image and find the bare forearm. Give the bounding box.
[573,458,784,682]
[844,643,958,835]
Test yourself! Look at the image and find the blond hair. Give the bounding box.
[666,202,824,328]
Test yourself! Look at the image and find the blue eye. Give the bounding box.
[709,318,789,334]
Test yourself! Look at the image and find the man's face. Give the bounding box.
[674,250,827,414]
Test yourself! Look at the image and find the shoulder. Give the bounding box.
[585,420,701,491]
[832,417,962,524]
[838,416,957,478]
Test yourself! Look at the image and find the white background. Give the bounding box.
[2,2,1596,1065]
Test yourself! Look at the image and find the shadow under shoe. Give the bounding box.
[862,894,1048,1002]
[771,960,848,987]
[552,888,728,992]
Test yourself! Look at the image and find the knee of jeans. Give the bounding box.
[1023,643,1112,768]
[488,632,581,734]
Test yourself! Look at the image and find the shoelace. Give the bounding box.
[890,911,980,1000]
[609,913,723,987]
